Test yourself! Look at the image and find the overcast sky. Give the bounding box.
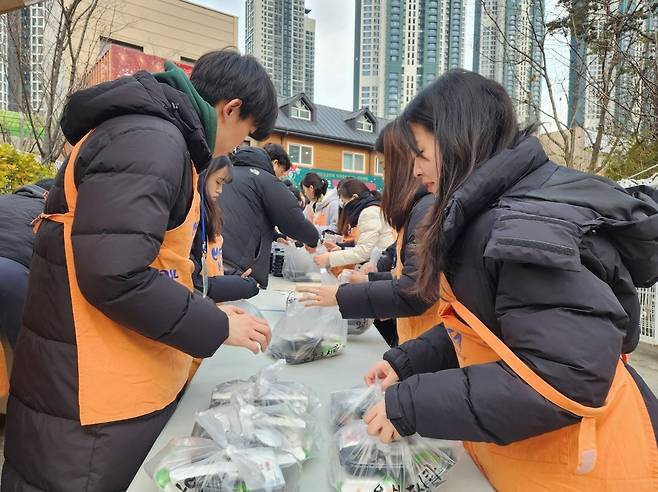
[192,0,569,127]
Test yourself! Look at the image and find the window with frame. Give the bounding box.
[290,100,311,120]
[342,152,366,173]
[375,156,384,176]
[288,143,313,166]
[356,115,374,132]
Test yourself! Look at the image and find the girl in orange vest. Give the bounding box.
[191,156,259,302]
[363,70,658,490]
[299,121,442,346]
[301,172,340,233]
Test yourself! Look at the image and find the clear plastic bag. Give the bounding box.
[321,266,373,337]
[144,436,301,492]
[328,385,457,491]
[209,361,319,415]
[219,299,264,319]
[282,245,325,282]
[193,398,321,462]
[267,295,348,364]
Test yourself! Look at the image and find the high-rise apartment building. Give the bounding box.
[246,0,316,100]
[354,0,466,119]
[473,0,544,124]
[569,0,656,134]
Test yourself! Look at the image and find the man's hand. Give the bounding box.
[364,400,401,443]
[222,308,271,354]
[364,360,400,389]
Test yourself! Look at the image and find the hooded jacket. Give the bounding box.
[310,189,340,233]
[383,136,658,446]
[4,71,231,491]
[0,185,48,268]
[218,147,319,287]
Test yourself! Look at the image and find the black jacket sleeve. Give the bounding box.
[72,129,229,359]
[383,324,459,380]
[262,177,319,247]
[207,275,259,303]
[385,261,626,444]
[377,242,396,272]
[369,272,393,281]
[335,197,437,320]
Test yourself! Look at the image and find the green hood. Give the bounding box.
[153,61,216,153]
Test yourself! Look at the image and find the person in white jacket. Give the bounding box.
[314,178,394,269]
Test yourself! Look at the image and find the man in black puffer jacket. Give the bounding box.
[0,180,53,348]
[219,146,319,287]
[3,50,277,492]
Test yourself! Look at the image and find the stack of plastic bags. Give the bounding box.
[267,293,348,364]
[145,362,320,492]
[329,385,457,492]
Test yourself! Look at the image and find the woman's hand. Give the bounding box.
[347,270,368,284]
[304,245,316,254]
[297,285,339,307]
[364,360,400,389]
[364,401,401,443]
[313,252,331,267]
[323,241,340,252]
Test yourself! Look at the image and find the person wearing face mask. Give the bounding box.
[191,156,259,303]
[218,144,319,288]
[301,172,340,234]
[361,70,658,491]
[313,178,394,271]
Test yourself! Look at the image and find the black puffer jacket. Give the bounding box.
[336,190,436,319]
[384,137,658,446]
[218,147,319,287]
[0,185,47,267]
[5,71,230,490]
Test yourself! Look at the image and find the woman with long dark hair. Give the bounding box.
[191,156,259,302]
[312,178,394,270]
[300,120,442,345]
[362,69,658,489]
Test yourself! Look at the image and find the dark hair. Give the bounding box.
[402,69,536,301]
[301,172,328,199]
[203,155,232,241]
[287,184,303,208]
[191,49,277,141]
[376,120,419,231]
[263,143,291,171]
[336,178,381,235]
[35,178,55,191]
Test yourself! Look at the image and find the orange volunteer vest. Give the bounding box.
[40,132,198,425]
[438,276,658,491]
[392,227,444,344]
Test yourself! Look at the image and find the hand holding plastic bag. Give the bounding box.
[328,385,457,491]
[267,295,348,364]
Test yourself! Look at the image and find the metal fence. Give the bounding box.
[639,285,658,345]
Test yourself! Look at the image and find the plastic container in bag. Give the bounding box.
[219,299,265,319]
[282,245,324,282]
[209,361,319,415]
[267,295,348,364]
[193,398,321,462]
[321,269,373,337]
[328,385,457,491]
[145,436,301,492]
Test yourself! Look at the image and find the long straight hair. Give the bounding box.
[403,69,535,300]
[203,155,232,242]
[377,120,420,231]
